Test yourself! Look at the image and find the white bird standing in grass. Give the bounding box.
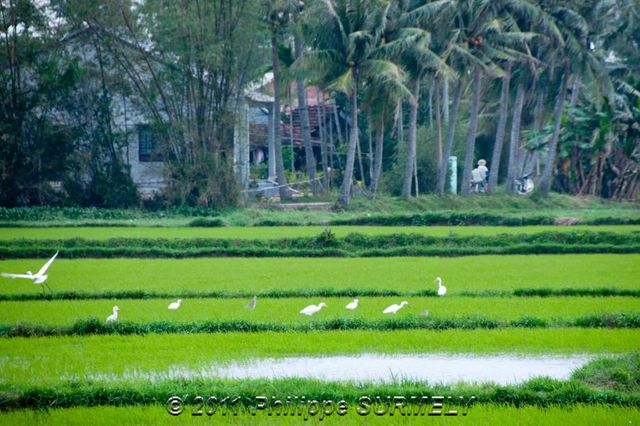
[346,298,359,310]
[168,299,182,310]
[1,251,59,293]
[383,301,409,314]
[106,306,119,322]
[245,296,257,310]
[300,302,327,316]
[436,277,447,296]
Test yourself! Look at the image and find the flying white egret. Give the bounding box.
[106,306,119,322]
[300,302,327,316]
[346,298,359,310]
[1,251,59,293]
[168,299,182,310]
[383,301,409,314]
[436,277,447,296]
[245,296,257,310]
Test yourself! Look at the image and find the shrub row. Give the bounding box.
[0,206,220,221]
[1,287,638,302]
[1,244,638,258]
[5,231,637,248]
[2,313,639,338]
[1,366,639,409]
[326,213,640,227]
[1,231,638,258]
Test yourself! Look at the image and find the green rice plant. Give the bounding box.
[0,297,638,328]
[1,231,638,258]
[572,353,640,392]
[0,255,637,296]
[3,312,640,338]
[1,377,640,411]
[0,329,638,387]
[0,403,638,425]
[1,225,638,240]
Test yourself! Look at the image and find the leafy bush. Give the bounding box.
[188,217,225,227]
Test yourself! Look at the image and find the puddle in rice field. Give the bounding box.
[87,353,594,385]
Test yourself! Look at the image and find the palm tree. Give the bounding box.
[488,61,511,191]
[264,0,292,200]
[388,1,451,198]
[536,1,594,195]
[291,1,324,194]
[301,0,405,207]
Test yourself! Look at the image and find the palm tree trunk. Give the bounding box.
[270,31,289,200]
[442,75,449,125]
[370,114,385,198]
[368,111,374,183]
[294,32,322,193]
[506,83,525,192]
[434,76,443,167]
[523,89,545,176]
[488,62,511,191]
[437,75,465,195]
[356,129,366,185]
[397,103,404,145]
[288,101,295,173]
[317,93,330,191]
[338,73,359,206]
[461,67,482,196]
[539,70,569,196]
[402,78,420,197]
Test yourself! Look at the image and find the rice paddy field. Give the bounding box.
[0,207,639,424]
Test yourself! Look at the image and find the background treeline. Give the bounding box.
[1,0,638,208]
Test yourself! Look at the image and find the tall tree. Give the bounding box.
[488,61,511,191]
[460,66,482,195]
[302,0,405,206]
[265,0,292,200]
[291,1,323,194]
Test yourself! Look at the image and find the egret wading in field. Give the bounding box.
[383,301,408,314]
[168,299,182,310]
[106,306,119,322]
[346,299,359,310]
[436,277,447,296]
[245,296,257,310]
[300,302,327,316]
[1,251,59,293]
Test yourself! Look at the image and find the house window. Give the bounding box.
[138,125,163,162]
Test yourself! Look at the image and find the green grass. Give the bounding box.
[1,225,639,240]
[2,194,638,227]
[1,296,638,327]
[0,255,637,296]
[572,353,640,392]
[1,404,639,425]
[0,329,638,386]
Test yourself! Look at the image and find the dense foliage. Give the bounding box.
[1,0,638,207]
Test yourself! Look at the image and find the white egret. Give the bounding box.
[300,302,327,316]
[383,301,408,314]
[106,306,119,322]
[1,251,59,293]
[436,277,447,296]
[168,299,182,310]
[420,310,429,317]
[245,296,257,310]
[346,298,359,310]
